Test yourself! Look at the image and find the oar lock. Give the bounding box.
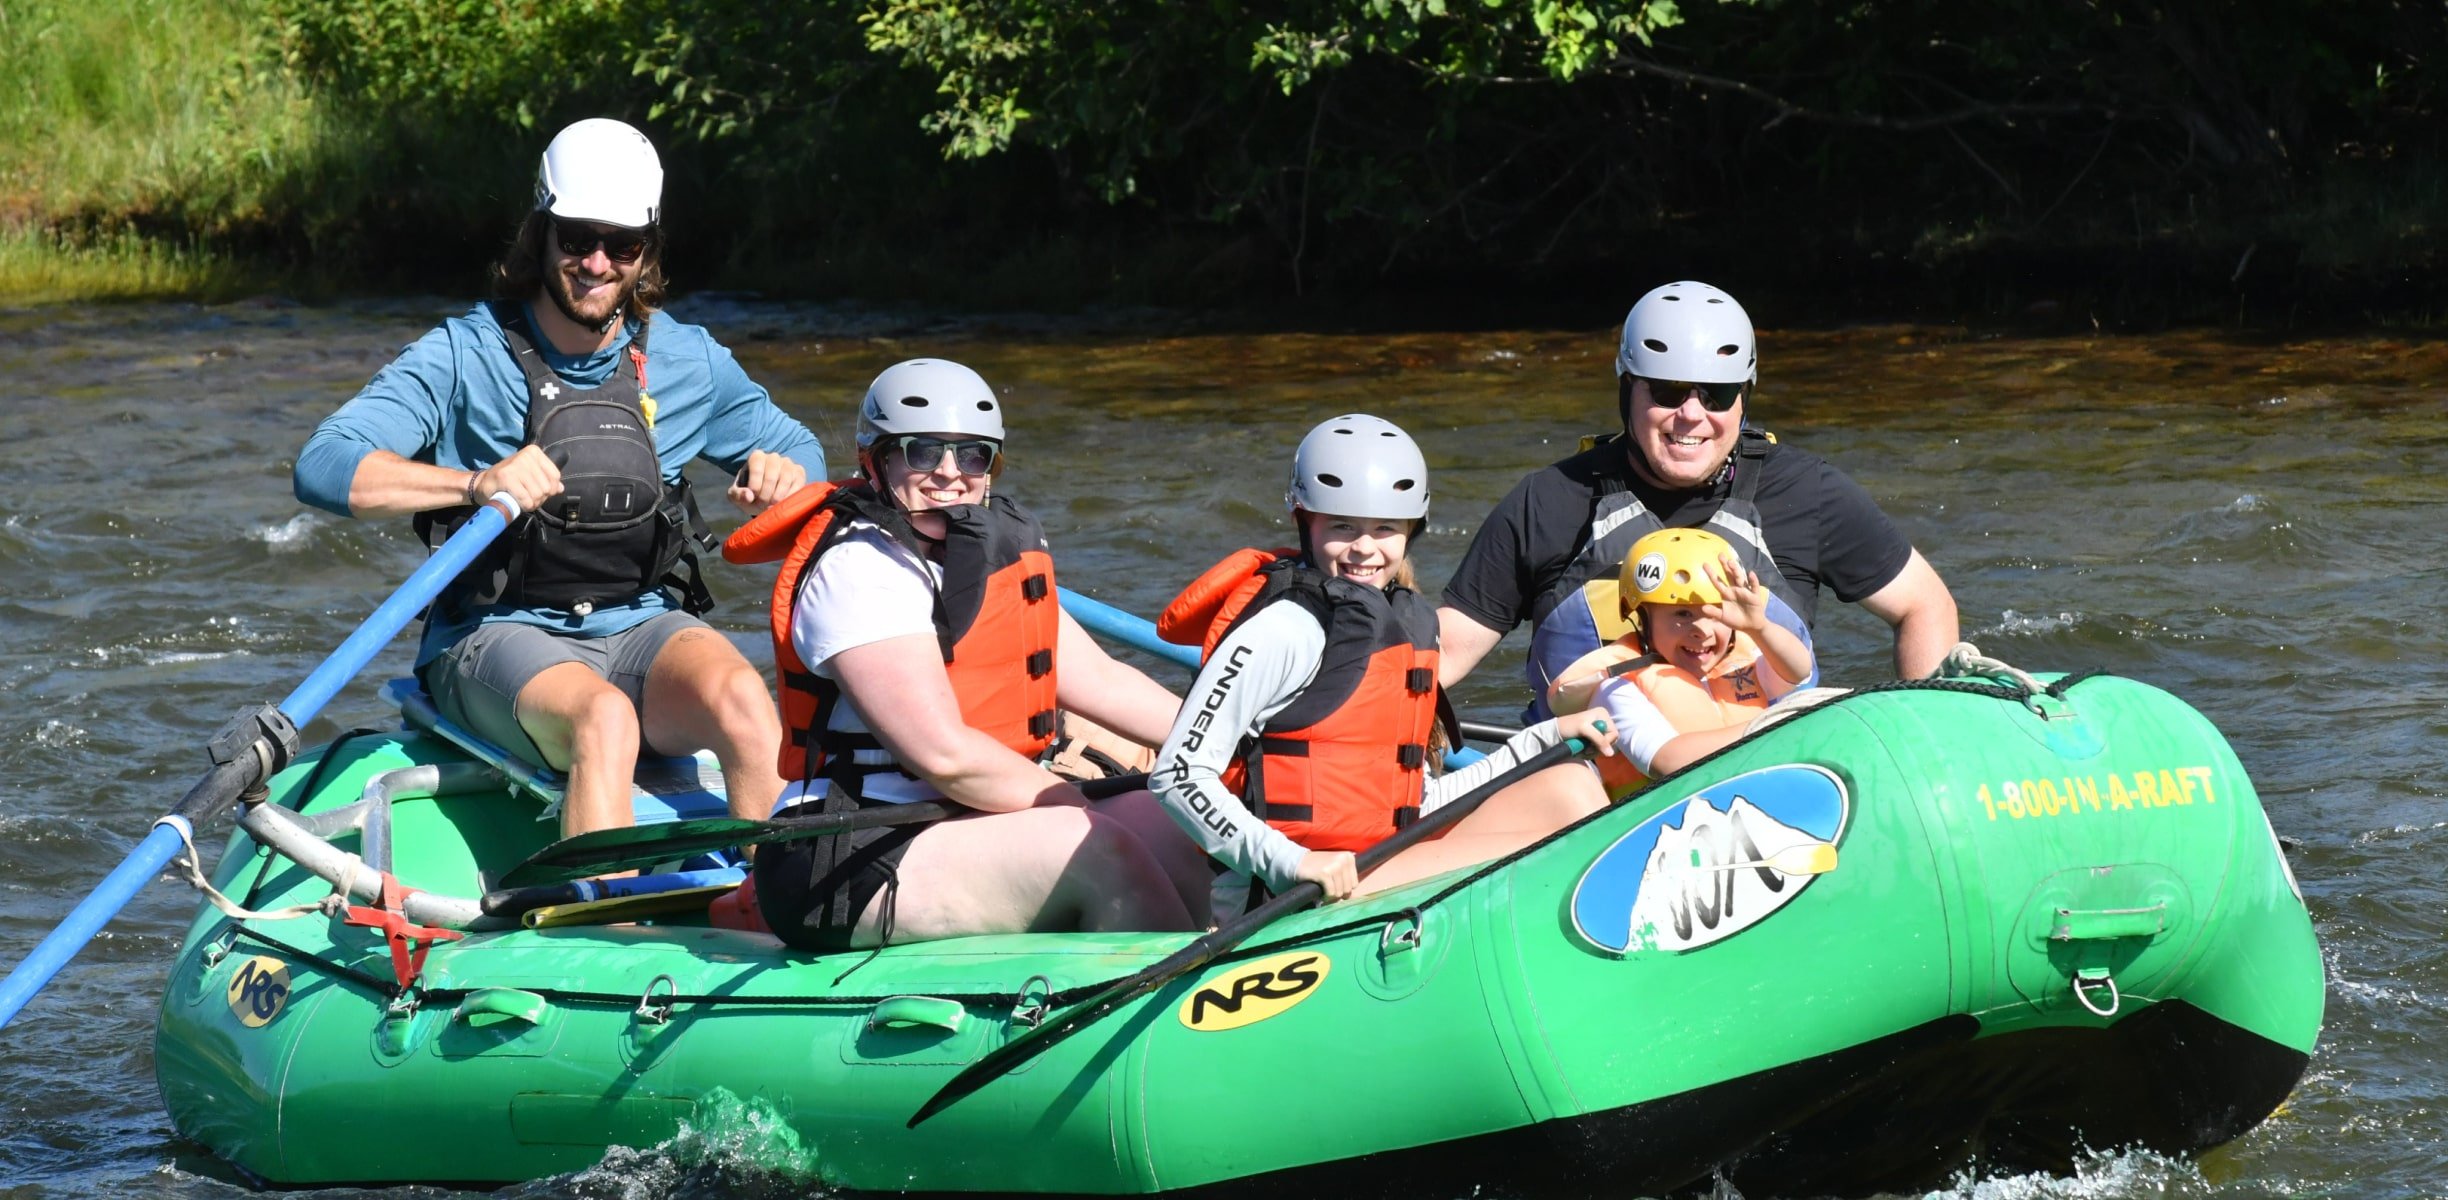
[204,703,302,807]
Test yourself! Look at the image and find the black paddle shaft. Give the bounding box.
[907,738,1584,1127]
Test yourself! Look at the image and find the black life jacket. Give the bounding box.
[420,306,715,618]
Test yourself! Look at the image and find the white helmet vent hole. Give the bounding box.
[1316,473,1345,488]
[1716,344,1740,356]
[1643,338,1668,353]
[975,401,995,412]
[1662,295,1682,302]
[1393,480,1417,492]
[899,396,931,408]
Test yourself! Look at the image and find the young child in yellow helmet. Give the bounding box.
[1544,527,1815,797]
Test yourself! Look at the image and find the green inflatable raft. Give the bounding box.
[154,663,2323,1195]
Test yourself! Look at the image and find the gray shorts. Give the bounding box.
[419,612,708,764]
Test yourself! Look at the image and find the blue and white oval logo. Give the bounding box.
[1571,764,1848,955]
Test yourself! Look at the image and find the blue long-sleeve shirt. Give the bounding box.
[295,301,826,664]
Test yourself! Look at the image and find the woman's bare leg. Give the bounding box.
[1354,763,1608,896]
[1441,761,1607,839]
[1088,789,1216,927]
[853,806,1195,945]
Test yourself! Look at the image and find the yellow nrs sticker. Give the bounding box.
[1178,951,1331,1032]
[225,955,292,1028]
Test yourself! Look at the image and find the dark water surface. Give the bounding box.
[3,297,2443,1199]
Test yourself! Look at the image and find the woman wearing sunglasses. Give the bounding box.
[726,359,1207,949]
[1433,280,1960,720]
[1150,415,1618,914]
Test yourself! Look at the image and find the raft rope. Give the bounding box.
[218,662,2116,1016]
[170,818,352,924]
[173,730,382,925]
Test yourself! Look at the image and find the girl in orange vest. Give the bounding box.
[731,359,1208,950]
[1152,415,1618,912]
[1548,527,1815,796]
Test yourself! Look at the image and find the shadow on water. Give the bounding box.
[2,297,2443,1198]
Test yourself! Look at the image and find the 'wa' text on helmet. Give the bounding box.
[856,359,1007,451]
[1621,527,1736,610]
[1615,281,1757,385]
[1286,414,1430,521]
[535,118,663,229]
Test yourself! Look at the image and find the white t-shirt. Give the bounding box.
[779,523,947,809]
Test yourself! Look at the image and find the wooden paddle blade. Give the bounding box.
[499,817,767,889]
[522,883,741,929]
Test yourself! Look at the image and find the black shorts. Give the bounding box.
[751,800,931,952]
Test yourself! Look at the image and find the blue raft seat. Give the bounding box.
[378,678,732,827]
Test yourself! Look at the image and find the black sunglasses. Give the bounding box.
[553,221,651,264]
[1636,376,1747,413]
[893,435,1000,475]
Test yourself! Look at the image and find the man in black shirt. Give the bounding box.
[1437,282,1958,717]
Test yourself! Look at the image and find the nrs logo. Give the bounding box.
[1178,951,1331,1032]
[225,955,292,1028]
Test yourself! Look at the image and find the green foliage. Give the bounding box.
[270,0,637,131]
[1,0,315,227]
[4,0,2444,315]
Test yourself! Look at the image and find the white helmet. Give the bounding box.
[856,359,1006,450]
[535,118,663,228]
[1286,414,1430,520]
[1614,281,1756,384]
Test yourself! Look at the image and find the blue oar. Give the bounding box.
[0,496,520,1028]
[1057,587,1489,767]
[1058,587,1198,671]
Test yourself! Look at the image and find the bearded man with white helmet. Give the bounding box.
[294,117,825,837]
[1437,282,1958,714]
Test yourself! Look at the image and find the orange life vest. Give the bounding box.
[1545,634,1768,798]
[1161,550,1446,854]
[724,481,1062,791]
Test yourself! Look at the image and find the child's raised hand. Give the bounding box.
[1702,553,1771,634]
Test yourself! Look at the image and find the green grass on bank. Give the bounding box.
[0,226,273,305]
[2,0,2442,324]
[3,0,315,220]
[2,0,319,300]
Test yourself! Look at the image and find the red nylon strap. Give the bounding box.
[341,874,466,991]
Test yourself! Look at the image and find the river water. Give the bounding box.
[2,297,2442,1199]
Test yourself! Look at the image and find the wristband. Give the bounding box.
[463,472,482,507]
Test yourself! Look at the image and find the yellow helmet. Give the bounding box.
[1620,527,1734,610]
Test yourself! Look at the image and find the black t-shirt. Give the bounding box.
[1440,435,1915,634]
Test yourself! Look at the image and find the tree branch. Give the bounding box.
[1599,54,2106,132]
